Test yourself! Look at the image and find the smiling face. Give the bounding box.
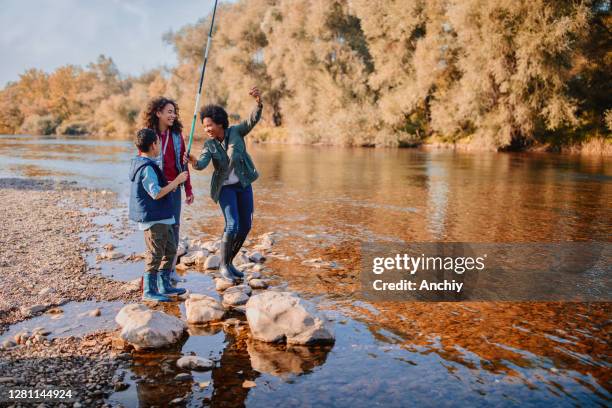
[156,103,177,131]
[203,117,225,141]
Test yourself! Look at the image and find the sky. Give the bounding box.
[0,0,219,87]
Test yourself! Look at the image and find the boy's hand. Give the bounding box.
[175,171,188,185]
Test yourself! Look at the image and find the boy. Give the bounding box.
[129,128,188,302]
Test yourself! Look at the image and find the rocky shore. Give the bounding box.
[0,177,334,407]
[0,178,140,407]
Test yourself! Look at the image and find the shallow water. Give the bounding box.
[0,134,610,406]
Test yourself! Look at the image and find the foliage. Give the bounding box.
[0,1,609,150]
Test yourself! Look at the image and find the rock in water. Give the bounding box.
[246,292,334,345]
[185,294,225,324]
[176,356,214,371]
[222,286,251,307]
[204,254,221,270]
[115,304,186,350]
[88,308,101,317]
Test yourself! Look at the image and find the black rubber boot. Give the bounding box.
[228,233,248,278]
[219,232,237,283]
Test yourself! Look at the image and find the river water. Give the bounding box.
[0,134,610,407]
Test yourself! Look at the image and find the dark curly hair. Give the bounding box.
[142,97,183,134]
[135,128,157,152]
[200,104,229,129]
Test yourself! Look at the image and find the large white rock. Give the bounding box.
[246,292,334,345]
[185,294,225,324]
[115,304,187,350]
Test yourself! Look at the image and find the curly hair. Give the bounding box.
[142,97,183,134]
[200,104,229,129]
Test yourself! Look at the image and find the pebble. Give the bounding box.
[215,278,234,291]
[174,373,192,381]
[249,279,268,289]
[176,356,214,371]
[88,308,102,317]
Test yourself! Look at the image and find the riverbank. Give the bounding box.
[245,127,612,156]
[0,178,140,407]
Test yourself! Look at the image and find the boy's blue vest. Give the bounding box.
[128,156,173,223]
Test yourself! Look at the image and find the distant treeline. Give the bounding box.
[1,0,610,151]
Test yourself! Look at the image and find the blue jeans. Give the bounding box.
[219,183,253,237]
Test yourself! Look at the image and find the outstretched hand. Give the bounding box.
[249,86,262,105]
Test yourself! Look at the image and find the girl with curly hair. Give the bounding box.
[142,97,194,284]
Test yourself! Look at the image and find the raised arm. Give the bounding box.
[235,86,263,137]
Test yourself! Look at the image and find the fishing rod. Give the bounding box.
[185,0,219,159]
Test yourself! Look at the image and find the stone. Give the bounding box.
[245,292,335,345]
[1,340,16,349]
[202,241,219,252]
[248,252,266,263]
[114,382,129,392]
[185,294,225,324]
[125,278,141,291]
[38,287,54,295]
[115,304,187,350]
[204,254,221,270]
[222,290,250,307]
[176,356,214,371]
[20,304,46,316]
[226,284,252,296]
[215,278,234,291]
[247,271,262,281]
[249,279,268,289]
[174,373,192,381]
[252,264,265,273]
[233,253,250,266]
[180,253,197,266]
[175,263,189,272]
[104,251,125,260]
[88,308,101,317]
[103,243,115,251]
[176,240,188,258]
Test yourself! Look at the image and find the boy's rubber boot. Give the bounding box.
[158,269,186,296]
[218,233,237,283]
[142,272,171,302]
[228,234,247,278]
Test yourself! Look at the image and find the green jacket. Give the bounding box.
[193,104,262,202]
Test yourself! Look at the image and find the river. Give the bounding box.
[0,134,610,407]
